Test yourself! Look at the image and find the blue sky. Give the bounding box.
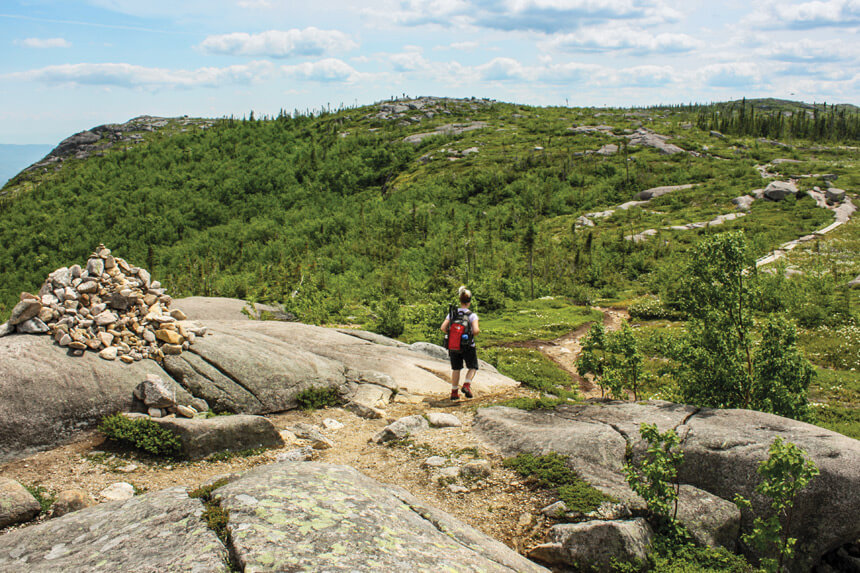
[1,0,858,144]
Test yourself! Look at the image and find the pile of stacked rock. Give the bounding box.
[0,244,205,362]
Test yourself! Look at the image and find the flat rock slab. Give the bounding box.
[150,415,284,460]
[474,401,860,571]
[214,462,547,572]
[0,487,227,572]
[172,296,287,322]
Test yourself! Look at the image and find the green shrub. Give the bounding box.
[98,414,181,457]
[373,296,405,338]
[295,386,340,410]
[503,452,615,514]
[24,484,55,516]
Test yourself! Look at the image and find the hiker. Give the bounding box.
[440,286,480,400]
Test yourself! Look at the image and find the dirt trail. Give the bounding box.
[537,307,629,399]
[0,308,630,557]
[0,385,554,555]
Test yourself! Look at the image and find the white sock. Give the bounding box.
[465,378,472,385]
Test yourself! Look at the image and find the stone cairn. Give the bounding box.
[0,244,206,362]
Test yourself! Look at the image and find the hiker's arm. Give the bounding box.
[472,316,480,336]
[440,317,450,333]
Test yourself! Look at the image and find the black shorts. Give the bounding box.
[449,346,479,371]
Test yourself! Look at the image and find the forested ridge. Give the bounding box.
[0,97,857,325]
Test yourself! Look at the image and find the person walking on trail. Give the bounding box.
[440,286,480,401]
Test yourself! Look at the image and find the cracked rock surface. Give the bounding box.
[214,462,547,572]
[0,487,228,572]
[474,401,860,572]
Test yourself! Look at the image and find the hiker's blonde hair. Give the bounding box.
[458,285,472,305]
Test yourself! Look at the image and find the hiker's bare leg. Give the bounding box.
[451,369,461,389]
[465,368,477,384]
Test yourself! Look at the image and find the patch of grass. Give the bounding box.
[295,386,340,410]
[811,404,860,440]
[482,346,575,393]
[206,448,267,462]
[24,484,55,516]
[503,452,615,514]
[479,300,602,345]
[800,320,860,371]
[189,478,230,500]
[489,396,570,411]
[98,414,181,458]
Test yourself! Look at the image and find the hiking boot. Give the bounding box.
[462,383,473,399]
[450,389,460,401]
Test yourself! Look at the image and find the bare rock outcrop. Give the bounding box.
[474,401,860,572]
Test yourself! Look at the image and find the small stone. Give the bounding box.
[86,258,104,276]
[448,484,469,493]
[143,329,156,343]
[542,501,570,517]
[176,405,195,418]
[9,300,41,325]
[117,463,138,473]
[96,245,111,259]
[275,447,315,462]
[162,344,183,355]
[322,418,345,430]
[427,412,462,428]
[422,456,447,468]
[518,513,534,527]
[52,489,96,517]
[279,430,297,443]
[345,401,385,419]
[94,310,118,326]
[148,407,163,418]
[16,318,49,334]
[98,331,115,348]
[190,397,209,413]
[291,423,334,450]
[134,375,176,408]
[68,341,87,350]
[155,329,183,345]
[76,281,99,294]
[38,307,54,322]
[99,346,118,360]
[459,460,491,480]
[169,309,187,321]
[0,322,13,337]
[99,482,135,502]
[58,333,72,347]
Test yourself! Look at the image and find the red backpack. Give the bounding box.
[446,307,473,352]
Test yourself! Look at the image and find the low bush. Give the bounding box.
[628,296,685,321]
[295,386,340,410]
[98,414,181,457]
[503,452,614,514]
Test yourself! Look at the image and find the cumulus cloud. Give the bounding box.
[198,28,358,58]
[544,25,700,53]
[749,0,860,29]
[698,62,762,87]
[477,57,533,80]
[281,58,362,82]
[15,37,71,48]
[7,61,275,88]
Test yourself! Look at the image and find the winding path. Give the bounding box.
[533,307,629,399]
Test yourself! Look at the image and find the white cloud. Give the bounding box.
[281,58,362,82]
[477,57,533,80]
[698,62,762,87]
[377,0,679,32]
[8,61,275,88]
[16,37,71,48]
[759,39,858,63]
[749,0,860,29]
[198,28,358,58]
[544,25,700,53]
[449,41,480,50]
